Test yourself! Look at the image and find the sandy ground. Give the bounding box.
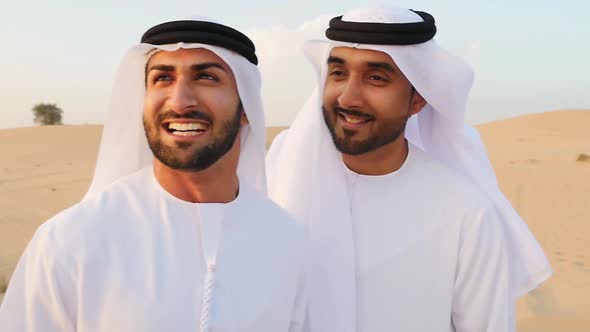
[1,110,589,330]
[478,110,590,331]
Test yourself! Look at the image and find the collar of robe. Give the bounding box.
[325,10,436,45]
[141,20,258,65]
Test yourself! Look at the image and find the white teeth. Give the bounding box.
[174,131,199,136]
[343,115,365,124]
[168,122,208,131]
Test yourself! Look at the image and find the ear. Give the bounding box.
[409,91,427,116]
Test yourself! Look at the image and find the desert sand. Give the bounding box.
[1,110,589,330]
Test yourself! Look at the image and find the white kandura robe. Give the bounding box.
[343,143,511,332]
[0,167,307,332]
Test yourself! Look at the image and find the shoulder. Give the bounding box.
[33,168,152,257]
[237,182,307,246]
[81,167,152,206]
[239,182,303,231]
[405,144,504,237]
[20,205,89,275]
[409,144,492,211]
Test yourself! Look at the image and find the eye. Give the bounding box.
[152,74,172,83]
[367,73,391,86]
[196,73,218,81]
[368,75,387,81]
[329,69,345,77]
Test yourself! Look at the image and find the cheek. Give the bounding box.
[142,99,154,119]
[143,91,164,116]
[323,84,340,106]
[367,90,408,118]
[207,87,239,115]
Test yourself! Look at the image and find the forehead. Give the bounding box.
[329,47,397,67]
[147,47,231,71]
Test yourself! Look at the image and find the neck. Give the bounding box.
[342,136,409,176]
[153,142,241,204]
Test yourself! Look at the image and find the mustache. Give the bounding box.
[157,110,213,124]
[333,106,375,121]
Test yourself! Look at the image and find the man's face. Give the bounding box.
[322,47,424,155]
[143,48,243,171]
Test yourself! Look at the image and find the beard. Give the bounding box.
[144,103,243,172]
[322,105,408,155]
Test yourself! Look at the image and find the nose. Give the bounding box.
[167,79,199,114]
[336,77,363,109]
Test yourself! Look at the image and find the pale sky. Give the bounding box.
[1,0,589,128]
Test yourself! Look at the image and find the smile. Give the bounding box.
[163,121,210,137]
[336,111,373,127]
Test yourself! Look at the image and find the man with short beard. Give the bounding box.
[267,5,550,332]
[0,17,307,332]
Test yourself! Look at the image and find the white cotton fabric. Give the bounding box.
[346,143,511,331]
[85,18,266,199]
[0,16,310,332]
[0,167,308,332]
[266,5,550,332]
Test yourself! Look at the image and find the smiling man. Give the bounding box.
[0,18,307,332]
[267,5,550,332]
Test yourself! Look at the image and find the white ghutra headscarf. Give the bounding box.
[267,6,551,332]
[85,16,267,199]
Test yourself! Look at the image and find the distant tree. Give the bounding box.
[32,103,63,125]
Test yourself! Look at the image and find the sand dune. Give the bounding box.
[477,110,590,331]
[1,110,589,330]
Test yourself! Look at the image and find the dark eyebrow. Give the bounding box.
[192,62,226,72]
[147,62,226,73]
[327,56,345,65]
[367,62,396,73]
[147,64,174,73]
